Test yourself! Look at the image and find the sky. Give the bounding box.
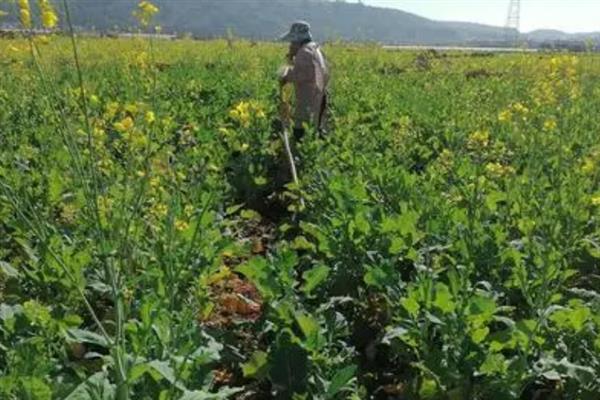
[359,0,600,33]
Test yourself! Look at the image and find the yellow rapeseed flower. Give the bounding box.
[581,158,596,175]
[19,6,31,29]
[437,149,454,170]
[543,118,557,132]
[145,111,156,124]
[18,0,30,12]
[97,195,114,220]
[134,1,159,27]
[229,100,266,128]
[124,103,138,114]
[498,109,512,123]
[39,0,58,28]
[175,219,189,232]
[184,205,194,216]
[485,162,515,178]
[150,177,161,188]
[41,10,58,28]
[114,116,134,132]
[512,102,529,114]
[59,203,78,225]
[153,203,168,218]
[96,158,114,175]
[467,130,490,150]
[128,131,149,149]
[230,101,251,127]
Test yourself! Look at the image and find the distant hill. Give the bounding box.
[0,0,598,46]
[526,29,600,42]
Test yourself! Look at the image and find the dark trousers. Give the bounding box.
[293,92,329,143]
[293,128,305,142]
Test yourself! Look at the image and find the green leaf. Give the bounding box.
[236,257,278,299]
[540,357,596,385]
[467,295,497,326]
[64,372,115,400]
[291,236,315,251]
[66,328,109,348]
[381,210,419,237]
[301,264,330,294]
[485,191,506,212]
[433,282,456,314]
[23,300,52,327]
[514,319,538,348]
[470,326,489,344]
[326,365,357,398]
[542,370,562,381]
[0,261,19,278]
[300,222,331,255]
[424,312,444,325]
[241,351,269,379]
[191,334,223,365]
[147,360,187,391]
[225,204,244,215]
[148,360,175,382]
[381,215,399,233]
[517,218,536,235]
[17,239,39,265]
[569,306,591,332]
[363,265,390,288]
[295,313,324,350]
[240,209,261,220]
[488,329,515,352]
[382,326,409,345]
[388,237,405,254]
[353,211,370,234]
[20,377,52,400]
[0,304,22,322]
[0,376,17,395]
[418,378,439,399]
[62,314,83,327]
[563,360,595,384]
[178,387,242,400]
[468,295,497,316]
[254,176,267,186]
[128,363,152,384]
[549,307,570,328]
[480,353,508,376]
[48,168,63,204]
[401,296,420,317]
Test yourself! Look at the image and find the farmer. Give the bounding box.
[279,21,330,141]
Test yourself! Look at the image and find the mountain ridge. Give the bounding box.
[0,0,597,46]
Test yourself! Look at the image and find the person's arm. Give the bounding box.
[281,47,315,85]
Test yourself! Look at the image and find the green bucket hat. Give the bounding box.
[280,21,313,43]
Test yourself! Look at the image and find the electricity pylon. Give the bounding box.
[505,0,521,46]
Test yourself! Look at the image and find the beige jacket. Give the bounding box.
[283,42,329,130]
